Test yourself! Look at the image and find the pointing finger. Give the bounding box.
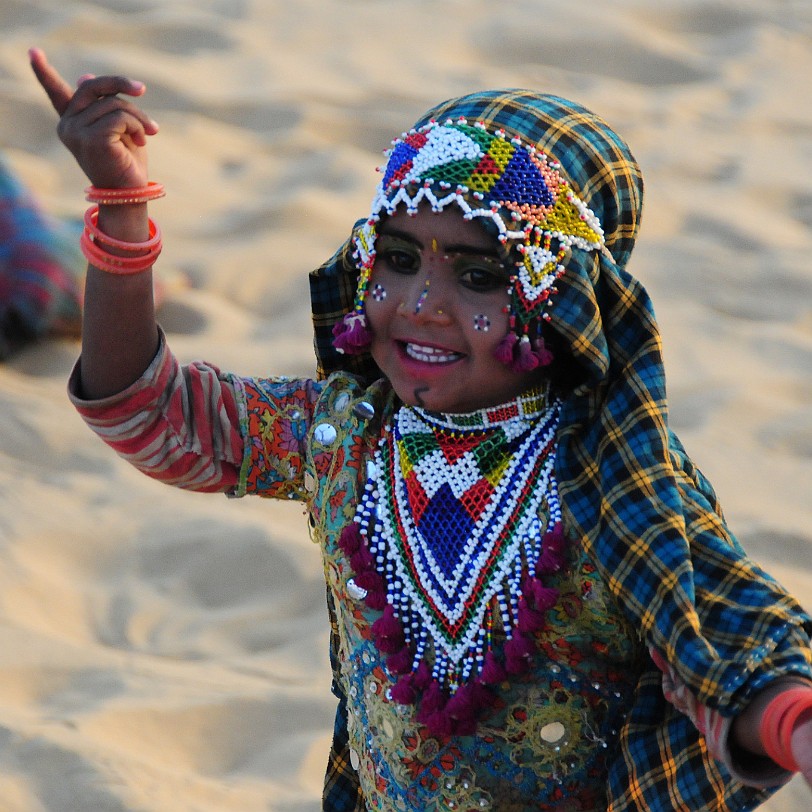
[29,46,74,115]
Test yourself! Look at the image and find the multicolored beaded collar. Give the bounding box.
[338,389,568,738]
[332,118,605,371]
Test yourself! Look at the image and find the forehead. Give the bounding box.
[377,203,499,251]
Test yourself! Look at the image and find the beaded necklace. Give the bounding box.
[338,389,568,737]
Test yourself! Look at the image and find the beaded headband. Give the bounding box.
[332,118,605,370]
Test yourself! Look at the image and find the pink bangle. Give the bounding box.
[80,205,162,275]
[84,206,162,252]
[85,182,166,205]
[759,686,812,772]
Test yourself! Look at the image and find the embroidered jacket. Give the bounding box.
[71,335,812,811]
[308,89,812,810]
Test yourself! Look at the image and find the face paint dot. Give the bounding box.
[474,314,491,332]
[372,284,387,302]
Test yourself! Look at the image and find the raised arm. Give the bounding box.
[29,47,161,399]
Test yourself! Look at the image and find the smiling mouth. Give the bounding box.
[403,342,463,364]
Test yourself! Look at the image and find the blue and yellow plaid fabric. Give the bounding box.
[310,90,812,811]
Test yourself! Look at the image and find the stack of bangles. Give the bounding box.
[759,685,812,772]
[79,183,165,275]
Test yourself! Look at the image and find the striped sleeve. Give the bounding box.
[648,646,808,788]
[68,330,243,493]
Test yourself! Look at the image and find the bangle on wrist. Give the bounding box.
[85,181,166,205]
[80,204,163,275]
[759,686,812,772]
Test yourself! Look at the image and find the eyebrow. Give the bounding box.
[378,226,501,258]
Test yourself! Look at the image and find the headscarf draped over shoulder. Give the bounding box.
[310,90,812,810]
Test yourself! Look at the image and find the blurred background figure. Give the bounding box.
[0,151,83,359]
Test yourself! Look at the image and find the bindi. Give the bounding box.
[372,283,387,302]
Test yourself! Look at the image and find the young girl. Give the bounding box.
[30,48,812,811]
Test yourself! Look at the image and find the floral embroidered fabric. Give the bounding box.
[234,371,643,810]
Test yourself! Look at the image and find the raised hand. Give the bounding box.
[29,47,159,190]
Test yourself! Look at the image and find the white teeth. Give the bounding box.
[405,343,461,363]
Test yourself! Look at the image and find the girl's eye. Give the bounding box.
[456,260,507,292]
[376,238,420,274]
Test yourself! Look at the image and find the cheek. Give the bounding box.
[463,294,510,335]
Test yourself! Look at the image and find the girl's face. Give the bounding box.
[366,204,546,413]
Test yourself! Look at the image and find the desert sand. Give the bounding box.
[1,0,811,809]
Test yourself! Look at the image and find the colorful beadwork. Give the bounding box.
[339,389,567,736]
[332,118,605,359]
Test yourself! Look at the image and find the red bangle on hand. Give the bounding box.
[759,686,812,772]
[80,205,163,275]
[85,181,166,205]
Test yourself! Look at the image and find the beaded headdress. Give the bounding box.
[332,118,605,371]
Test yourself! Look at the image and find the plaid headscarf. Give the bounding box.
[311,90,812,810]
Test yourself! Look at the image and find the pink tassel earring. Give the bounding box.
[332,311,373,354]
[493,331,554,372]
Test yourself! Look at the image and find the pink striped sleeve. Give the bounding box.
[68,331,243,493]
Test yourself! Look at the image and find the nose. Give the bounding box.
[397,270,452,324]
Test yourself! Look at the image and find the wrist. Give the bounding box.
[757,682,812,772]
[97,203,150,246]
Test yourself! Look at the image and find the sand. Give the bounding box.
[0,0,811,809]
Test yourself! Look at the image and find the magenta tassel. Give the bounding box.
[417,680,445,718]
[337,523,362,555]
[390,674,416,704]
[332,312,372,354]
[493,332,518,365]
[480,650,507,685]
[413,660,432,690]
[445,684,474,715]
[372,605,405,653]
[504,633,534,674]
[386,646,413,676]
[350,546,375,573]
[532,336,554,367]
[375,635,404,655]
[354,570,386,594]
[517,596,546,633]
[372,604,401,635]
[513,335,540,372]
[523,575,559,611]
[537,523,567,574]
[423,710,453,739]
[364,589,387,611]
[470,681,498,709]
[445,687,479,736]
